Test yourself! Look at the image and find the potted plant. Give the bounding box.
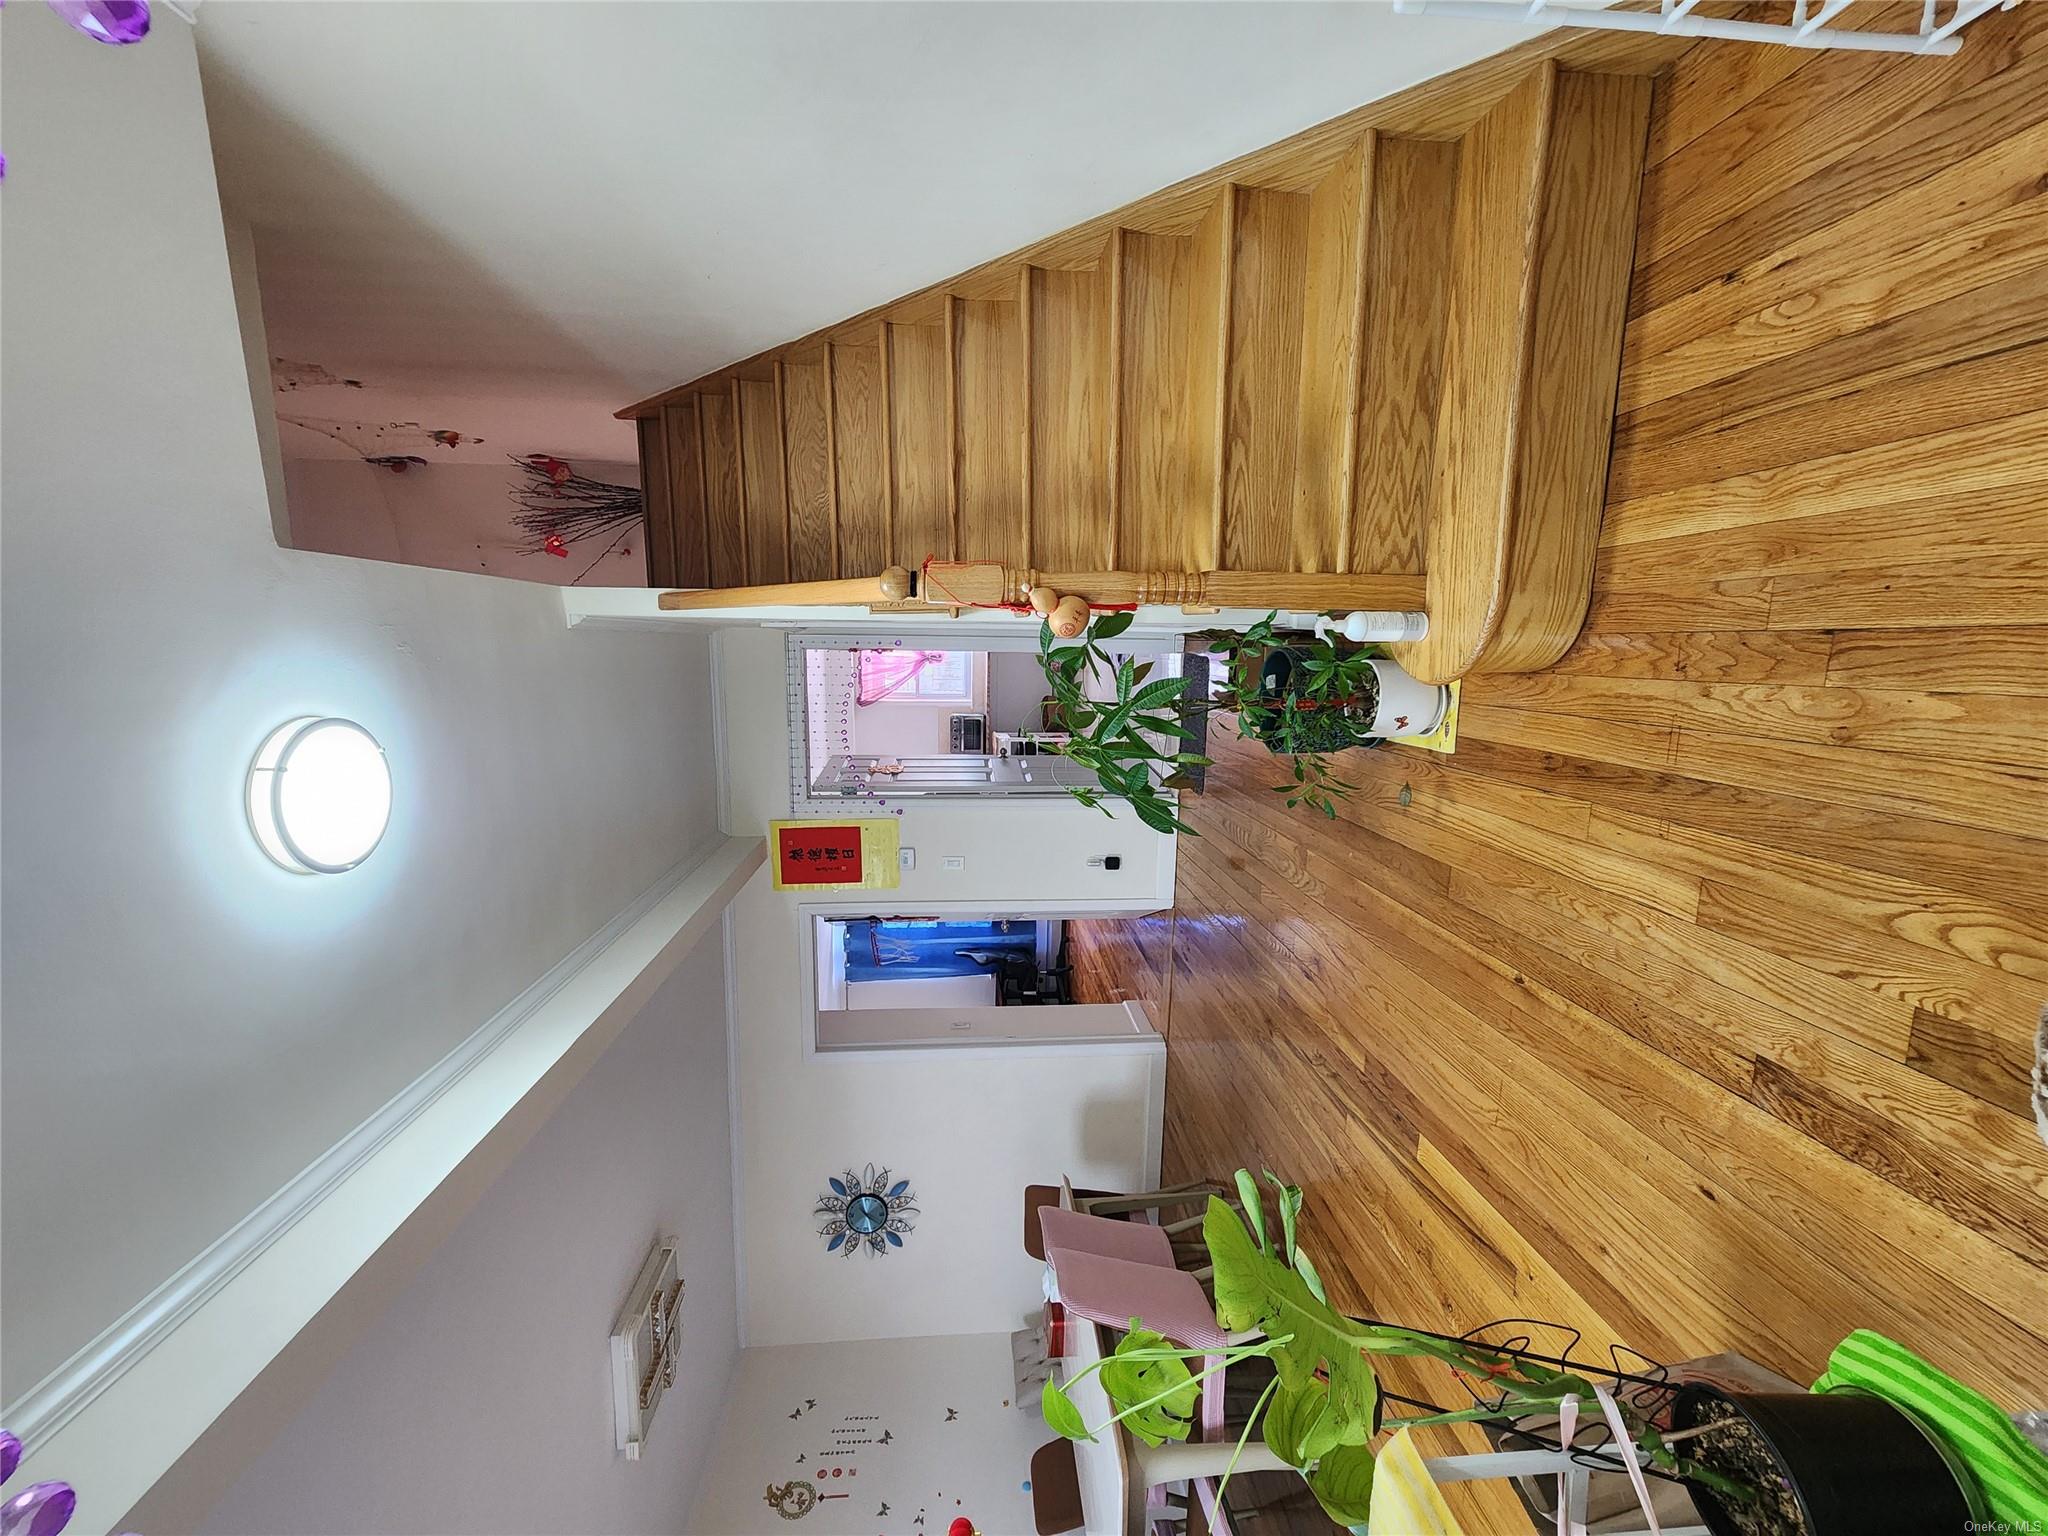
[1670,1383,1978,1535]
[1036,610,1449,831]
[1040,1171,1985,1532]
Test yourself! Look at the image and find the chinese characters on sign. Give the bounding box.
[768,819,901,891]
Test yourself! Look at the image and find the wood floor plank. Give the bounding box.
[1613,268,2048,455]
[1474,670,2048,770]
[1824,626,2048,696]
[1694,878,2045,1043]
[1771,556,2048,632]
[1606,341,2048,505]
[1444,856,1911,1062]
[1322,853,2045,1388]
[1583,574,1773,633]
[1602,408,2048,549]
[1906,1007,2038,1120]
[1585,807,2048,986]
[1463,700,2048,841]
[1542,628,1832,684]
[1442,727,2045,910]
[1596,482,2048,588]
[1744,1042,2048,1268]
[1412,1136,1628,1347]
[1629,195,2048,410]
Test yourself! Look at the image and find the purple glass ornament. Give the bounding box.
[0,1482,75,1536]
[47,0,150,44]
[0,1432,18,1485]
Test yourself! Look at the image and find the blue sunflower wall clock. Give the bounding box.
[816,1163,918,1256]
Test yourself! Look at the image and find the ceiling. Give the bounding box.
[198,1,1529,465]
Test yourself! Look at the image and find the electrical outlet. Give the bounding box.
[898,847,916,871]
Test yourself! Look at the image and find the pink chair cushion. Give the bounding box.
[1043,1247,1229,1350]
[1038,1205,1177,1268]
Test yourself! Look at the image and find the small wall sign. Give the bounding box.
[769,819,900,891]
[610,1238,683,1459]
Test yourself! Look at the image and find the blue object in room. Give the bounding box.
[841,920,1034,981]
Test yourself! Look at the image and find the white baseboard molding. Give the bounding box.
[5,835,764,1535]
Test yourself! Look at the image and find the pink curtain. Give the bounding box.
[856,649,944,706]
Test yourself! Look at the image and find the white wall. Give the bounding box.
[689,1334,1043,1536]
[844,975,1000,1011]
[201,938,739,1536]
[987,650,1050,736]
[284,457,648,587]
[719,628,1167,1348]
[819,1001,1154,1048]
[0,5,720,1405]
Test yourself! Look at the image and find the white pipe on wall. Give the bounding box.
[1392,0,1973,54]
[1275,610,1430,644]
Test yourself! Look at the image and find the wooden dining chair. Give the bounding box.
[1031,1438,1085,1535]
[1025,1183,1122,1261]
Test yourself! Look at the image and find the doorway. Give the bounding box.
[792,632,1189,808]
[805,911,1159,1054]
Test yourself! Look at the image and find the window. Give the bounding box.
[857,649,974,703]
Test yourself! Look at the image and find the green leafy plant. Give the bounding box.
[1041,610,1386,832]
[1042,1168,1750,1526]
[1037,610,1210,836]
[1200,614,1386,818]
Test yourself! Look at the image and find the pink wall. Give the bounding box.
[285,458,647,586]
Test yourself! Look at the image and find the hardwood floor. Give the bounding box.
[1072,9,2048,1527]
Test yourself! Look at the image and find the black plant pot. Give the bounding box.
[1672,1384,1978,1536]
[1243,648,1379,757]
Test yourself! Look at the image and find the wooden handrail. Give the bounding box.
[658,567,914,610]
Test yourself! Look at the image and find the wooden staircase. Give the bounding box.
[628,35,1664,683]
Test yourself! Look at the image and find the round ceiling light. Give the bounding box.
[246,717,392,874]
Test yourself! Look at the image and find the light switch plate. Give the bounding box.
[898,847,916,871]
[941,855,966,871]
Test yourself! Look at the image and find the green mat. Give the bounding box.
[1813,1329,2048,1527]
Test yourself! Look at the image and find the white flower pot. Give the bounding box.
[1363,659,1449,738]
